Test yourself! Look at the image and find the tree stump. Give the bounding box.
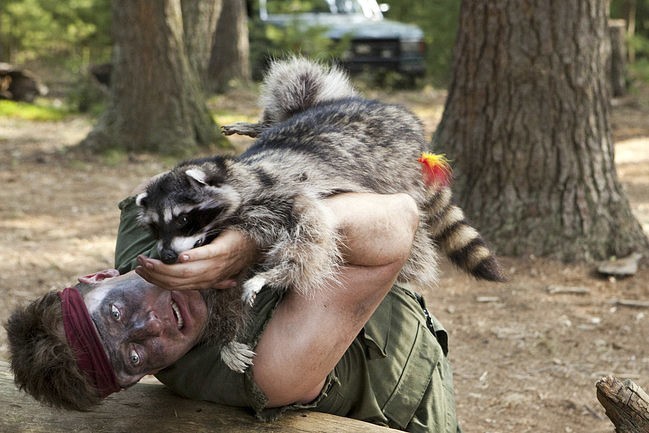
[596,375,649,432]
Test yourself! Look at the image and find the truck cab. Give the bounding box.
[256,0,426,77]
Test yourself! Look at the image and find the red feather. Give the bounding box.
[418,152,452,186]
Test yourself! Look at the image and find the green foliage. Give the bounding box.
[630,31,649,62]
[0,0,111,70]
[0,98,70,121]
[266,0,331,14]
[249,19,350,79]
[630,58,649,82]
[611,0,649,66]
[65,75,107,115]
[383,0,460,86]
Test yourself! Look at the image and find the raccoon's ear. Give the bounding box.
[185,168,208,186]
[135,192,148,207]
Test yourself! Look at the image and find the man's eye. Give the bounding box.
[110,305,121,321]
[129,349,141,366]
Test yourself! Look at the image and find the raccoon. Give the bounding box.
[136,57,505,372]
[223,57,505,283]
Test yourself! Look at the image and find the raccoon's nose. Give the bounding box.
[160,249,179,264]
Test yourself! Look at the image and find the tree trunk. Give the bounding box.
[625,0,637,62]
[80,0,228,156]
[433,0,649,261]
[208,0,251,92]
[609,19,627,97]
[181,0,223,88]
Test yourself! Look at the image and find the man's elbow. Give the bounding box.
[400,193,420,234]
[393,193,419,263]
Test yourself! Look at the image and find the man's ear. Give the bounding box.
[78,269,120,284]
[135,192,148,207]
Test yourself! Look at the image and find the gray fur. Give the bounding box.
[137,57,505,372]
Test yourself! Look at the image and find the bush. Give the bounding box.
[249,19,350,80]
[66,74,108,115]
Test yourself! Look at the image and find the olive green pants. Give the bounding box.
[115,196,460,432]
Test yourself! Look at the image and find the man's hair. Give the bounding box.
[4,290,101,410]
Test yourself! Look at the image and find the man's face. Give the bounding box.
[78,270,207,387]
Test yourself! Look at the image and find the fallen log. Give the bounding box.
[0,63,48,102]
[0,361,397,433]
[596,375,649,433]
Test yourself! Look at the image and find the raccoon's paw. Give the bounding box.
[242,275,266,306]
[221,341,255,373]
[221,122,263,138]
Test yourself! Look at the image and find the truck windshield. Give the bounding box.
[265,0,380,18]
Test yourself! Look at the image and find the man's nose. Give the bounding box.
[130,312,163,339]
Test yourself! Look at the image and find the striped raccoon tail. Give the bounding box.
[423,186,507,282]
[259,56,357,124]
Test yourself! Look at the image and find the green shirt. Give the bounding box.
[115,196,460,433]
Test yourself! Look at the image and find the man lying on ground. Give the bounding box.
[6,190,461,433]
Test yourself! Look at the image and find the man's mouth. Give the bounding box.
[171,300,184,329]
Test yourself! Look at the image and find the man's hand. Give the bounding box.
[135,229,258,291]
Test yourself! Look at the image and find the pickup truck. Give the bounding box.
[256,0,426,78]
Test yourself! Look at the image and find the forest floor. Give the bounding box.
[0,82,648,433]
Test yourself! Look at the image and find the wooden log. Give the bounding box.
[0,361,398,433]
[0,63,48,102]
[596,375,649,433]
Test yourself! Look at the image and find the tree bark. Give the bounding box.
[208,0,251,92]
[609,19,627,97]
[181,0,223,88]
[433,0,649,261]
[80,0,228,156]
[625,0,637,62]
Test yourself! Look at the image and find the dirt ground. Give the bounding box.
[0,84,648,433]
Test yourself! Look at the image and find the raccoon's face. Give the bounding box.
[136,167,241,264]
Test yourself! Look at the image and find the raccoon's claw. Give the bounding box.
[244,291,257,307]
[242,275,266,306]
[221,341,255,373]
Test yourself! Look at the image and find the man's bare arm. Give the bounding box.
[252,193,419,406]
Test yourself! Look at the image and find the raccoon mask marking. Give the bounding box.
[136,167,241,264]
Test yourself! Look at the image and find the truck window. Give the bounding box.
[266,0,332,14]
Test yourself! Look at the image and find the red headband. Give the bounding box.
[58,287,121,398]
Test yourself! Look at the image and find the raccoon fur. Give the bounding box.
[222,56,357,138]
[224,57,505,283]
[136,57,505,372]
